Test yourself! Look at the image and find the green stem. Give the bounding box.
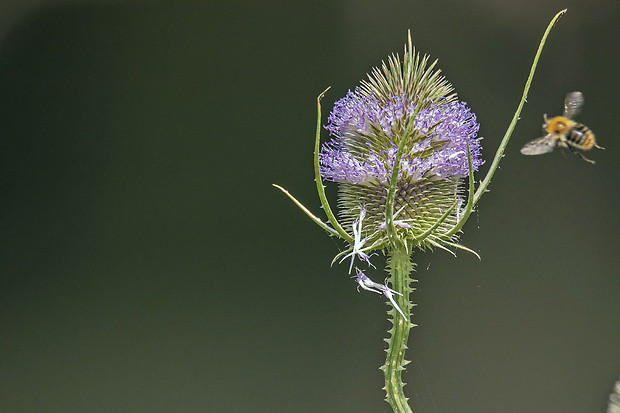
[383,246,415,413]
[473,9,566,205]
[314,87,353,243]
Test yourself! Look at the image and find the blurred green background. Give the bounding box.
[1,1,619,412]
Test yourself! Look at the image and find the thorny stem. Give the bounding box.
[382,246,415,413]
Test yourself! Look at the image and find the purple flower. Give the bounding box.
[317,45,484,251]
[321,90,482,184]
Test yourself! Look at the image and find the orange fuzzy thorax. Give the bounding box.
[546,116,574,134]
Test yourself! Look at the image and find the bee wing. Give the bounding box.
[563,91,584,118]
[520,135,558,155]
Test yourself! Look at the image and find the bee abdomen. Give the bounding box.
[567,124,595,150]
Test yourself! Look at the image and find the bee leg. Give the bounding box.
[594,143,605,150]
[566,145,596,164]
[574,151,596,164]
[577,153,596,164]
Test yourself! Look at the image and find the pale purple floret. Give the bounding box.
[320,89,483,184]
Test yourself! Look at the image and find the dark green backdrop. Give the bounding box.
[1,1,619,412]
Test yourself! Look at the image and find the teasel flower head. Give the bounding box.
[319,33,483,254]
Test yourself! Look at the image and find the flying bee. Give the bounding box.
[520,91,604,164]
